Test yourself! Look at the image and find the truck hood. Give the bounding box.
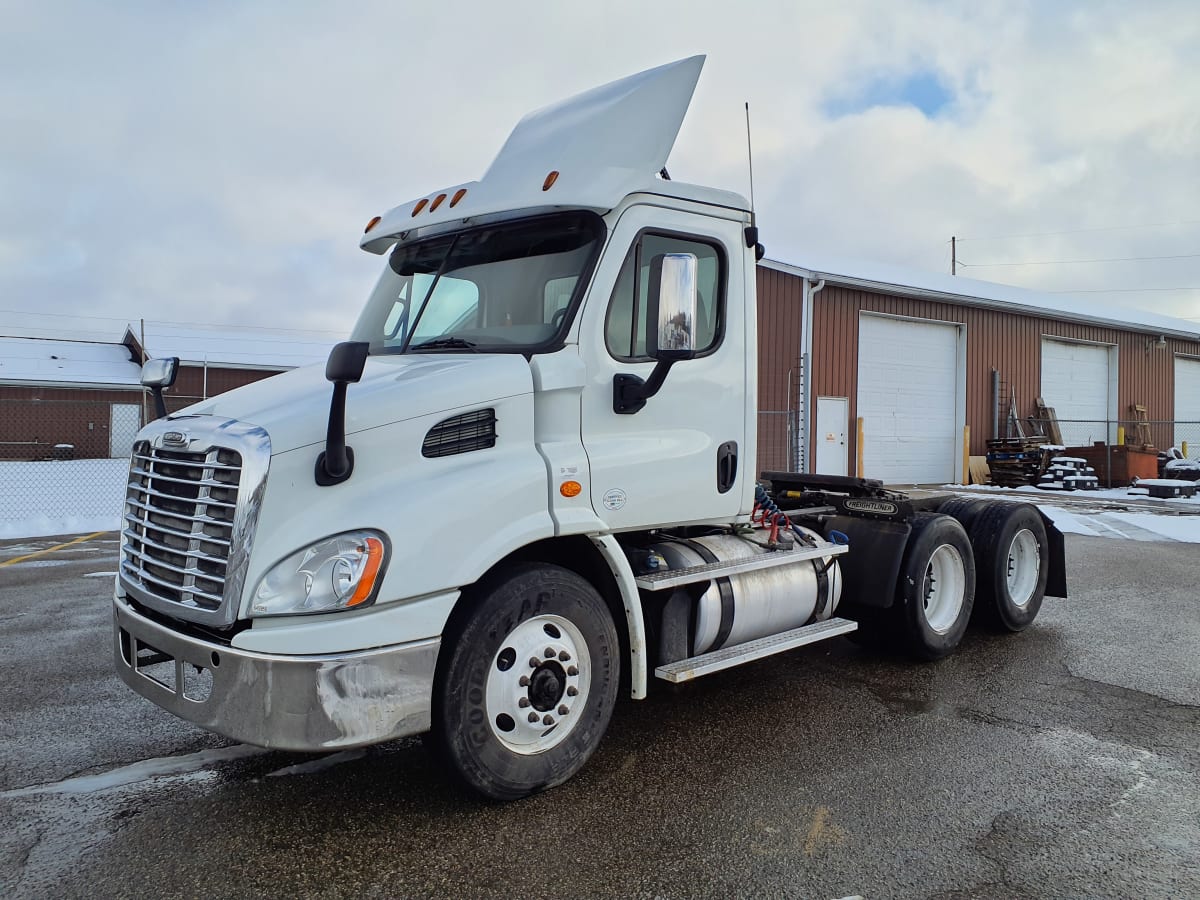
[177,354,533,455]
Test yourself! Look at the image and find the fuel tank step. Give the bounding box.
[633,541,848,591]
[653,617,858,683]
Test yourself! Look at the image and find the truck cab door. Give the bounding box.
[577,204,750,530]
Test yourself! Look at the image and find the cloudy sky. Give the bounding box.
[2,0,1198,342]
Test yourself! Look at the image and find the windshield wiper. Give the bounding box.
[411,337,479,352]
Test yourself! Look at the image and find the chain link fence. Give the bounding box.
[757,409,800,476]
[0,396,203,538]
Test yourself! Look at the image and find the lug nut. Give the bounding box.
[558,704,568,715]
[567,686,578,697]
[542,714,554,726]
[528,712,539,723]
[545,647,555,659]
[529,657,540,668]
[558,651,571,662]
[518,675,530,687]
[567,666,578,676]
[519,697,530,708]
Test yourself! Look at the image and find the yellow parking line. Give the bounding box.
[0,531,110,568]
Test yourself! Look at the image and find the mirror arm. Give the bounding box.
[150,387,168,421]
[315,381,354,485]
[315,341,369,486]
[613,359,676,415]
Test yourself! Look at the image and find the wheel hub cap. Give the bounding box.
[485,614,590,754]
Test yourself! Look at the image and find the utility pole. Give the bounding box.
[951,236,957,275]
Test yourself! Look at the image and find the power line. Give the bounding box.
[0,308,345,336]
[957,220,1200,241]
[960,252,1200,268]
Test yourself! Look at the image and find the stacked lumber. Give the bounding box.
[985,437,1052,487]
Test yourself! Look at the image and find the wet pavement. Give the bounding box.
[1,532,1198,899]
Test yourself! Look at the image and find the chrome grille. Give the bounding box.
[122,443,242,612]
[118,417,271,628]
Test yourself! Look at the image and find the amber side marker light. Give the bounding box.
[429,193,448,212]
[450,188,468,207]
[347,537,386,607]
[542,170,559,191]
[364,215,382,233]
[560,480,582,498]
[411,198,429,217]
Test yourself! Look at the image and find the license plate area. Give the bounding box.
[119,626,214,702]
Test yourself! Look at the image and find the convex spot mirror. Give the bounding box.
[647,252,699,362]
[140,357,179,388]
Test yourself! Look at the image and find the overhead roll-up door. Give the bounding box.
[1040,339,1112,446]
[857,315,961,484]
[1174,356,1200,457]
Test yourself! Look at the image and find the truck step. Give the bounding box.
[654,617,859,683]
[634,542,848,591]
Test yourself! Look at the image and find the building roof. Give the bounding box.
[0,337,141,387]
[122,322,337,369]
[762,251,1200,341]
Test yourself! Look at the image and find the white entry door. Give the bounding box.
[815,397,848,475]
[109,404,141,458]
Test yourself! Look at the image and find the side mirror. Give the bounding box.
[316,341,370,486]
[613,253,700,415]
[141,357,179,420]
[646,253,699,361]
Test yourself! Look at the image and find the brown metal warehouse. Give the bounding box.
[756,257,1200,483]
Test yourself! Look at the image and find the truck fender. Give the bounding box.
[590,534,649,699]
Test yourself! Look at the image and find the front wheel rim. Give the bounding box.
[1006,528,1041,609]
[923,544,966,634]
[485,614,591,755]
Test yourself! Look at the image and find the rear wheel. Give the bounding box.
[969,503,1048,632]
[429,563,619,801]
[896,513,975,660]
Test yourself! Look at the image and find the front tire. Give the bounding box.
[429,563,619,801]
[896,513,975,660]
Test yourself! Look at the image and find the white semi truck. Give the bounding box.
[114,57,1065,800]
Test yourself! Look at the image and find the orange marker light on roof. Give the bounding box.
[450,188,467,207]
[364,215,382,233]
[560,480,582,498]
[430,193,447,212]
[411,198,429,217]
[542,170,559,191]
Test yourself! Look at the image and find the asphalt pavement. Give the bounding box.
[0,530,1197,899]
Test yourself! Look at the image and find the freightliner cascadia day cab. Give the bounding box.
[114,57,1066,800]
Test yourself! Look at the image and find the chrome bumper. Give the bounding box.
[113,596,439,752]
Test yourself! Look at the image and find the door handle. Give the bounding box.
[717,441,738,494]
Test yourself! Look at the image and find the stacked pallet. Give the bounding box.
[985,437,1051,487]
[1038,456,1099,491]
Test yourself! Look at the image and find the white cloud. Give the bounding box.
[1,0,1197,336]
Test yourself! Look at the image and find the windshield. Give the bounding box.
[351,212,605,354]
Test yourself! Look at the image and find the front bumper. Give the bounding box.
[113,596,439,751]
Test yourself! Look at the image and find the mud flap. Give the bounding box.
[1040,510,1068,598]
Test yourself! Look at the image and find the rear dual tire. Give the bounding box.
[896,513,976,660]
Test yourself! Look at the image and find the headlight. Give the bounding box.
[251,531,388,617]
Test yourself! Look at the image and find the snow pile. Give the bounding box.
[0,459,127,538]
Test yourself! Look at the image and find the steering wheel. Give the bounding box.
[550,307,569,329]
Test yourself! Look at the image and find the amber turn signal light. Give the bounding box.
[559,480,582,498]
[542,171,559,191]
[364,215,382,233]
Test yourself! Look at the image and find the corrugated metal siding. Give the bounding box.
[755,267,805,472]
[784,279,1200,467]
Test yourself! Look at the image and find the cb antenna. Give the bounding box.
[745,102,756,227]
[743,102,762,259]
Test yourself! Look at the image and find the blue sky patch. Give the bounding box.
[823,70,953,119]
